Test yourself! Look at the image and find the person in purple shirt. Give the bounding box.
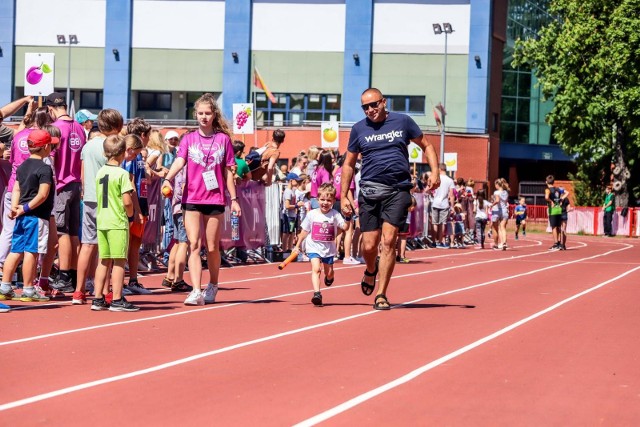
[46,92,86,293]
[162,93,240,306]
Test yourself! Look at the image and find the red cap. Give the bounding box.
[28,129,60,148]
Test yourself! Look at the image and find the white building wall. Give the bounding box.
[373,3,470,54]
[16,0,107,47]
[132,0,225,49]
[251,2,346,52]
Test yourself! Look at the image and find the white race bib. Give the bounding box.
[202,170,219,191]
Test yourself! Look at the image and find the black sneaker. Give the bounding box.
[549,243,560,251]
[52,277,74,293]
[171,280,193,292]
[109,297,140,312]
[560,244,567,251]
[311,291,323,306]
[91,297,109,311]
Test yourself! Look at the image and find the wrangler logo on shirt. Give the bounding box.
[364,130,404,143]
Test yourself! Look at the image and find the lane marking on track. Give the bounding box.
[0,240,566,346]
[293,264,640,427]
[0,243,630,411]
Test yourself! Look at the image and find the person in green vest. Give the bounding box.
[603,185,615,237]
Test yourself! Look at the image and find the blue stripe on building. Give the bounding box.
[103,0,133,118]
[466,0,491,133]
[221,0,252,119]
[0,0,16,106]
[341,0,373,123]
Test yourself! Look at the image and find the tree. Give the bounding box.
[513,0,640,207]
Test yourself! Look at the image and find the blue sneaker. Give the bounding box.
[0,302,10,312]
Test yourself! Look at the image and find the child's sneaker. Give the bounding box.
[109,297,140,312]
[311,291,323,306]
[123,280,152,295]
[397,257,410,264]
[184,289,204,306]
[105,292,113,305]
[72,291,87,305]
[161,277,174,288]
[85,278,95,295]
[52,277,74,293]
[91,297,109,311]
[203,283,218,304]
[19,286,50,302]
[342,256,360,265]
[0,302,9,312]
[171,280,193,293]
[0,288,16,301]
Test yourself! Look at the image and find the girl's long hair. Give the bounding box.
[194,93,232,138]
[317,151,334,178]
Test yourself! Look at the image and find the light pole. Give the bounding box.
[433,23,453,163]
[56,34,78,107]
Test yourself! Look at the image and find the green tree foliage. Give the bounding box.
[513,0,640,207]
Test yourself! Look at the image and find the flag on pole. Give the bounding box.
[433,107,442,131]
[254,67,277,104]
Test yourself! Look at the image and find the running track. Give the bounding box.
[2,235,639,426]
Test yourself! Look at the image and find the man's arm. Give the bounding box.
[411,135,440,189]
[340,151,358,217]
[0,96,33,119]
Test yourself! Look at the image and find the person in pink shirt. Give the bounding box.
[46,92,86,293]
[333,153,357,264]
[162,93,240,306]
[0,107,53,280]
[309,151,334,209]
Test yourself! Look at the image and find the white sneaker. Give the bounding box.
[203,283,218,304]
[342,256,361,265]
[184,289,204,306]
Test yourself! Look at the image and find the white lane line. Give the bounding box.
[294,264,640,427]
[0,241,562,347]
[0,243,629,411]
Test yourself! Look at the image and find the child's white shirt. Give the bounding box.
[300,208,346,257]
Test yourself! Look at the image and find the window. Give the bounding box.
[80,91,103,110]
[138,92,172,111]
[255,93,341,125]
[386,96,425,114]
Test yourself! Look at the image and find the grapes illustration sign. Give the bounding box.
[24,53,55,96]
[320,121,339,148]
[232,103,254,135]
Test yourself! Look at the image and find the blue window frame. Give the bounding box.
[255,93,340,125]
[386,96,425,115]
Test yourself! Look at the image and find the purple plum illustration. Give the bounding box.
[26,63,52,85]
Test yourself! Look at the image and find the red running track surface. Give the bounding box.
[1,235,639,426]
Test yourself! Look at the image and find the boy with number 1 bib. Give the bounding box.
[293,183,349,307]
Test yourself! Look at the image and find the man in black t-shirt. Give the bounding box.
[340,88,440,310]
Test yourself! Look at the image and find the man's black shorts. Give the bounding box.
[549,214,562,228]
[358,190,412,232]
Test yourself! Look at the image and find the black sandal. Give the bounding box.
[373,294,391,310]
[324,277,334,287]
[361,269,377,295]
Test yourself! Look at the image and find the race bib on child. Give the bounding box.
[311,221,335,242]
[140,178,148,198]
[202,170,219,191]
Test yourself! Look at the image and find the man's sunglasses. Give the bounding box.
[361,99,383,111]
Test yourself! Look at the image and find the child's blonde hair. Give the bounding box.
[317,182,336,199]
[103,135,126,159]
[147,129,167,153]
[307,145,322,162]
[124,134,143,151]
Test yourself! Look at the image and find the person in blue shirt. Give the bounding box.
[514,197,527,240]
[339,88,440,310]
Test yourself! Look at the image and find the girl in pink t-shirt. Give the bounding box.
[162,93,240,306]
[310,151,334,209]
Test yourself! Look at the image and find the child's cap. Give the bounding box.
[286,172,301,182]
[28,129,59,147]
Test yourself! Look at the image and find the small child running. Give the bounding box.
[293,183,348,306]
[0,130,57,304]
[91,135,138,312]
[514,197,527,240]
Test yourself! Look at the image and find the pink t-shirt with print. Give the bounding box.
[176,131,235,206]
[332,166,355,200]
[311,167,331,198]
[7,128,34,192]
[51,118,86,191]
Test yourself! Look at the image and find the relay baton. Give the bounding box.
[278,251,298,270]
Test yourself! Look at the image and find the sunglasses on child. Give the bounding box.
[361,99,383,111]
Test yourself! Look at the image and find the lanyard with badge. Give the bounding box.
[200,134,219,191]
